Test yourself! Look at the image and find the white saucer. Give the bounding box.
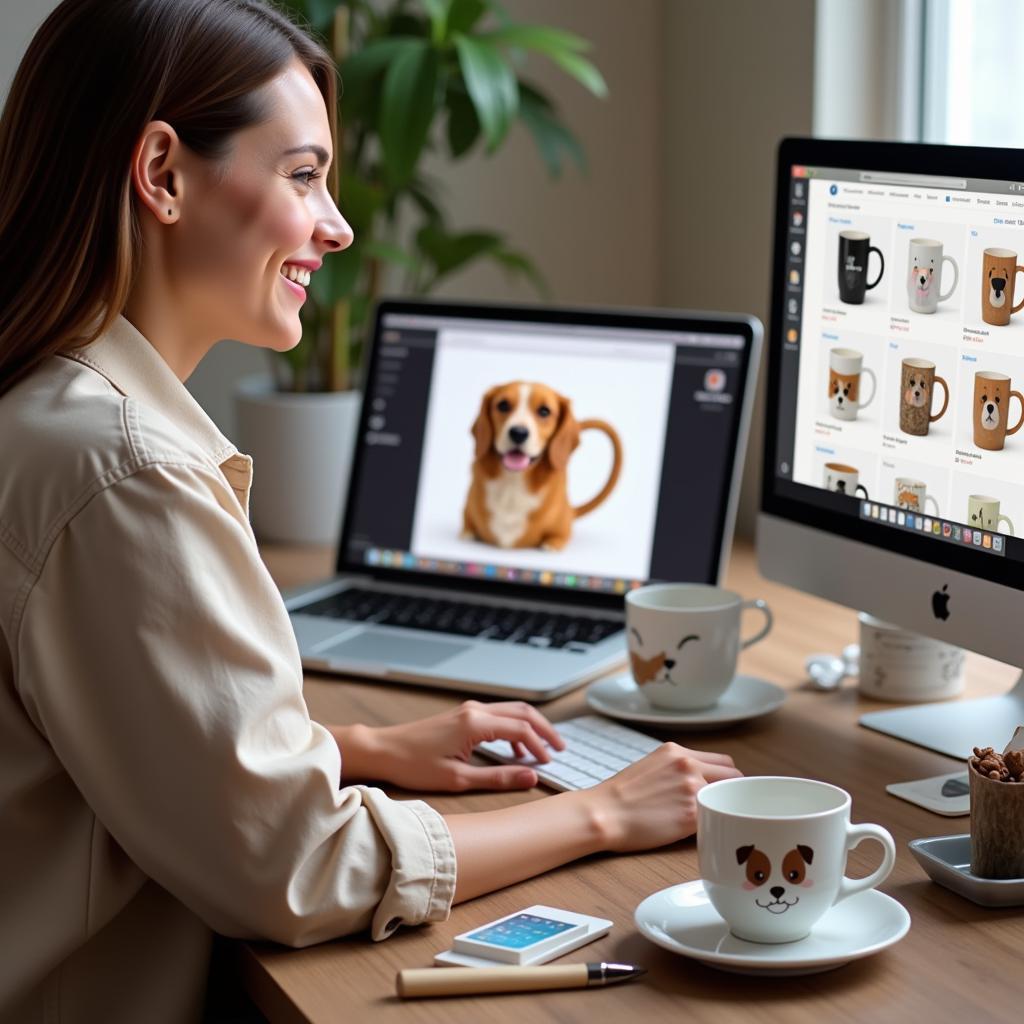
[586,673,786,729]
[635,880,910,976]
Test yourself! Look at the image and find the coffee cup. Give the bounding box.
[967,494,1015,535]
[894,477,939,516]
[827,348,876,421]
[838,230,884,304]
[823,462,868,499]
[625,584,772,711]
[858,613,966,702]
[899,358,949,436]
[697,776,896,944]
[981,248,1024,326]
[907,238,958,314]
[973,371,1024,451]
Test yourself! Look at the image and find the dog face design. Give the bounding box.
[989,265,1008,310]
[828,369,859,414]
[979,389,1001,432]
[903,372,930,409]
[629,627,700,686]
[910,257,935,302]
[736,844,815,915]
[471,382,579,473]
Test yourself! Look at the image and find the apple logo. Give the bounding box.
[932,584,951,621]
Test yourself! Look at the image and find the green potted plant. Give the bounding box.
[237,0,606,543]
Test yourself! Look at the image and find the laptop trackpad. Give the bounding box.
[321,629,470,669]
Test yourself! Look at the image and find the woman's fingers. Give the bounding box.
[484,701,566,751]
[682,747,736,768]
[455,763,538,792]
[698,759,744,783]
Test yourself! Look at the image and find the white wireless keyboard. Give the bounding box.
[476,715,662,792]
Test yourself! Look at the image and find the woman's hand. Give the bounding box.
[330,700,565,792]
[583,742,743,852]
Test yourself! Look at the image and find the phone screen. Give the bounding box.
[465,913,576,949]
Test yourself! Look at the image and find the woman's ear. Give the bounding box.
[131,120,183,224]
[547,395,579,471]
[471,387,497,459]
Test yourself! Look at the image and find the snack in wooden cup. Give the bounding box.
[968,731,1024,879]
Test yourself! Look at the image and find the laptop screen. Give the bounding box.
[339,302,757,602]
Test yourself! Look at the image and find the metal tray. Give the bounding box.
[909,835,1024,908]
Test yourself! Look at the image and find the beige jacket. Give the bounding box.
[0,316,456,1023]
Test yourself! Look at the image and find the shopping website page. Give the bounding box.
[784,166,1024,555]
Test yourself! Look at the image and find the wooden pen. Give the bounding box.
[396,962,646,999]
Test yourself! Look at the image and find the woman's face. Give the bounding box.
[164,60,352,353]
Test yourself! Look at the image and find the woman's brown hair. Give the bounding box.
[0,0,337,395]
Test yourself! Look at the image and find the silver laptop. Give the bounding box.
[285,300,761,701]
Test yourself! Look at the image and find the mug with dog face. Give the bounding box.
[827,348,876,421]
[697,776,896,944]
[625,584,773,711]
[837,231,884,304]
[907,238,958,314]
[981,248,1024,326]
[899,358,949,436]
[894,477,939,516]
[823,462,868,499]
[973,371,1024,451]
[967,495,1015,535]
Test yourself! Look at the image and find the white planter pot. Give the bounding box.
[235,376,361,545]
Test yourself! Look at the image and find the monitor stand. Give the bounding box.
[860,671,1024,761]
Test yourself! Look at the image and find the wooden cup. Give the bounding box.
[969,764,1024,878]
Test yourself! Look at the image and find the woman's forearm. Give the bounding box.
[443,791,609,902]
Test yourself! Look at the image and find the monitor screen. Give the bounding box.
[765,140,1024,593]
[340,302,756,603]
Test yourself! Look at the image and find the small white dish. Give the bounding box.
[909,834,1024,907]
[586,673,785,729]
[634,880,910,976]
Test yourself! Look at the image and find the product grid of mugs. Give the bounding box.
[802,217,1024,540]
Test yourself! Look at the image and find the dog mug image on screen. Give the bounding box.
[968,494,1015,535]
[899,358,949,437]
[625,584,772,711]
[907,238,959,314]
[837,230,885,304]
[697,776,896,944]
[822,462,868,499]
[981,248,1024,327]
[461,381,623,551]
[827,348,876,422]
[894,477,939,516]
[973,371,1024,451]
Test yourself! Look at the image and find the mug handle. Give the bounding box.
[999,513,1015,536]
[835,822,896,906]
[739,598,773,649]
[1013,265,1024,315]
[939,254,959,302]
[925,495,939,516]
[930,375,950,422]
[1006,390,1024,436]
[855,484,869,499]
[858,367,877,410]
[867,246,885,290]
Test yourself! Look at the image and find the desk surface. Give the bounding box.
[241,541,1023,1024]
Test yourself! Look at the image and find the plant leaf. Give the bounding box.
[481,24,591,55]
[446,86,480,157]
[361,238,418,269]
[489,248,549,297]
[312,245,362,307]
[518,84,585,177]
[544,49,608,98]
[453,34,518,151]
[416,224,502,279]
[447,0,487,35]
[379,40,440,186]
[420,0,449,43]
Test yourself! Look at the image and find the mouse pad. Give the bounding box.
[887,771,970,816]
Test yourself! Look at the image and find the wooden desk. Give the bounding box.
[241,541,1023,1024]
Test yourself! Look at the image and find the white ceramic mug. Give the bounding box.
[894,477,939,516]
[697,776,896,944]
[625,584,773,711]
[907,238,959,314]
[823,462,868,499]
[858,613,966,702]
[828,348,876,421]
[967,494,1015,536]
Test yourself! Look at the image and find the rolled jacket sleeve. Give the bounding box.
[14,458,456,946]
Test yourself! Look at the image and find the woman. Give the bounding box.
[0,2,740,1021]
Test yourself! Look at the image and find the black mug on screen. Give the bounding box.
[837,230,885,304]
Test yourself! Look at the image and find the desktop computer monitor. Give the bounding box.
[759,137,1024,760]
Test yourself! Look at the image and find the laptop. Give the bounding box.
[285,299,762,700]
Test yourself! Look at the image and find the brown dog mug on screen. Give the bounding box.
[462,381,623,550]
[899,358,949,436]
[973,371,1024,451]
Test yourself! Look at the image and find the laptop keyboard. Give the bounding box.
[476,715,662,791]
[296,588,622,652]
